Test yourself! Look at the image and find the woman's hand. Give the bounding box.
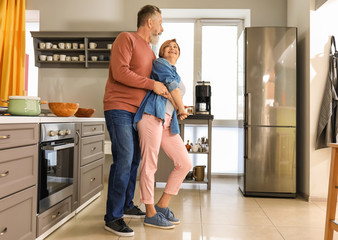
[177,110,189,120]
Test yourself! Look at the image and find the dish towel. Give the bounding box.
[316,36,338,149]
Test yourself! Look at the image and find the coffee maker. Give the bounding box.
[195,81,211,115]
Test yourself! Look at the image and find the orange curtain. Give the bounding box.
[0,0,25,107]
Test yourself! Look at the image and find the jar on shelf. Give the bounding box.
[192,144,199,152]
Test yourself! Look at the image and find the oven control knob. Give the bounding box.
[48,130,56,137]
[65,129,71,135]
[57,130,65,136]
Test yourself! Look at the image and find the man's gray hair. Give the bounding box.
[137,5,161,28]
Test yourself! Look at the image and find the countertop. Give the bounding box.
[0,114,212,124]
[0,116,105,124]
[185,114,214,120]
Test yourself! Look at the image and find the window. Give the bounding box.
[157,19,244,174]
[201,25,238,120]
[25,10,40,96]
[157,21,194,106]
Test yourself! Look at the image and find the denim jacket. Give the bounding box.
[134,57,181,134]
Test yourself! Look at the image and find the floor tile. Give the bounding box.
[201,206,273,226]
[200,192,260,209]
[202,225,284,240]
[255,197,319,210]
[278,226,338,240]
[263,206,326,227]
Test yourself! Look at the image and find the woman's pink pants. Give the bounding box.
[137,113,192,204]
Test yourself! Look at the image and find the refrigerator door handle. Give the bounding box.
[247,127,251,160]
[245,92,252,125]
[244,127,251,160]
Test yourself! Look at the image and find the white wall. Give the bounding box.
[309,0,338,200]
[27,0,287,30]
[287,0,338,200]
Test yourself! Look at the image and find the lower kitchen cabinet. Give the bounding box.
[0,123,39,149]
[0,186,37,240]
[0,119,105,240]
[0,123,39,240]
[81,134,105,166]
[79,158,104,205]
[75,121,105,209]
[0,145,38,199]
[36,197,71,237]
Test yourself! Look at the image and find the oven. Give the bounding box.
[38,123,75,214]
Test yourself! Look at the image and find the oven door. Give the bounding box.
[38,138,74,213]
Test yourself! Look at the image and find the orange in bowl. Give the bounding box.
[48,102,79,117]
[74,108,95,118]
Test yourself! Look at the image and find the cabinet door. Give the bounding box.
[36,197,71,237]
[0,124,39,150]
[81,122,105,137]
[81,134,104,166]
[0,145,38,199]
[0,186,37,240]
[79,158,104,206]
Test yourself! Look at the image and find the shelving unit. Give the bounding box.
[31,31,121,68]
[155,114,213,190]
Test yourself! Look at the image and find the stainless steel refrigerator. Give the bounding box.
[238,27,297,197]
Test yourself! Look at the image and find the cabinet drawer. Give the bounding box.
[0,186,37,240]
[81,134,104,166]
[0,145,38,199]
[37,197,71,237]
[81,122,105,137]
[79,158,104,206]
[0,124,39,150]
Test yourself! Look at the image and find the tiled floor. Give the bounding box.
[45,177,337,240]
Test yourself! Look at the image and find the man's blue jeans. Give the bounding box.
[104,109,141,223]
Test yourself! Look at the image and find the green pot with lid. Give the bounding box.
[5,96,46,116]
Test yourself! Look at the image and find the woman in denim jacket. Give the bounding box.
[134,39,192,229]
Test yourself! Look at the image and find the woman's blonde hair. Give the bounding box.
[158,39,180,58]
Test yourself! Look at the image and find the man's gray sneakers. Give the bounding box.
[144,212,175,229]
[155,204,180,224]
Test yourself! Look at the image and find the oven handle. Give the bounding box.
[42,143,74,151]
[75,130,80,146]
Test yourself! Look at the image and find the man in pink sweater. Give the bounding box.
[103,5,167,237]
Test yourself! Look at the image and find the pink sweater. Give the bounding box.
[103,32,156,113]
